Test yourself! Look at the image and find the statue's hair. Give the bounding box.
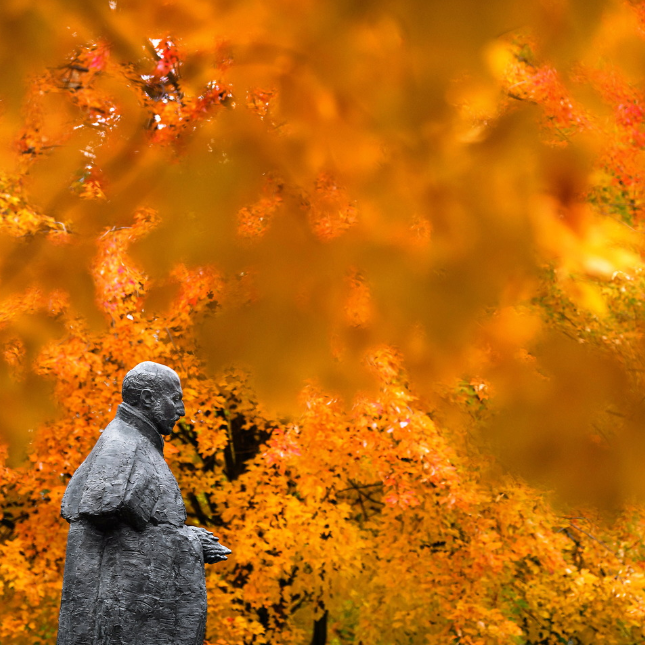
[122,362,179,405]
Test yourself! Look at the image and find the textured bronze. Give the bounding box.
[57,362,230,645]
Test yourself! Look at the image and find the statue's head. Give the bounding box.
[122,362,184,435]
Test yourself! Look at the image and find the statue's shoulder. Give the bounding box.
[99,415,146,449]
[62,415,154,522]
[69,418,135,473]
[72,417,145,475]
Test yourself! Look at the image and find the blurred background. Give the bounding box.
[2,0,645,643]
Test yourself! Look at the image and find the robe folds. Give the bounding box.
[57,403,207,645]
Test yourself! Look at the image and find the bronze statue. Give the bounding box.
[57,361,230,645]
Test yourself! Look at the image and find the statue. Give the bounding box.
[56,361,231,645]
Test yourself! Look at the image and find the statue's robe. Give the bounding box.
[57,403,207,645]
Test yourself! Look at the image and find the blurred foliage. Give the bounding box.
[4,0,645,643]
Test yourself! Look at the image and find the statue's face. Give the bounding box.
[148,374,185,435]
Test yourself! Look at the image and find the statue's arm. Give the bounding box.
[188,526,232,564]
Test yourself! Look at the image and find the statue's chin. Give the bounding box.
[150,420,171,435]
[155,417,179,435]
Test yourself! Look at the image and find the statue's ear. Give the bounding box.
[140,388,154,407]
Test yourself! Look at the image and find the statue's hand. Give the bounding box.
[190,526,231,564]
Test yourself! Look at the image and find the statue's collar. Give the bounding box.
[116,402,164,454]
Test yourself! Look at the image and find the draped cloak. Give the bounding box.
[57,403,207,645]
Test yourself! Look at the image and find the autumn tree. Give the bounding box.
[4,1,645,644]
